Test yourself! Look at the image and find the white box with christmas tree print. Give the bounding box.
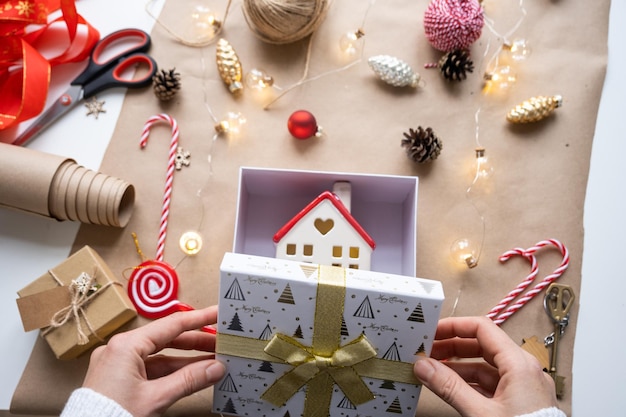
[213,252,444,417]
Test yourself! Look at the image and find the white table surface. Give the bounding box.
[1,0,624,415]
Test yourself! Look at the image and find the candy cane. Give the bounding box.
[486,248,538,321]
[140,113,179,262]
[488,239,570,325]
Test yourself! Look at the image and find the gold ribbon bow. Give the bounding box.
[261,333,377,409]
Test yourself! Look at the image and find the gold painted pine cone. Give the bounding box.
[216,38,243,94]
[507,95,563,124]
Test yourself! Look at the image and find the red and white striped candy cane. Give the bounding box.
[486,248,538,322]
[488,239,570,325]
[140,113,180,262]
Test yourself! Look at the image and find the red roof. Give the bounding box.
[272,191,376,249]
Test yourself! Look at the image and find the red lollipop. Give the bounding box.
[128,260,216,334]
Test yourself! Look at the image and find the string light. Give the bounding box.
[483,65,517,94]
[214,112,247,137]
[450,109,492,269]
[189,4,222,44]
[339,28,365,56]
[502,38,531,62]
[481,0,528,95]
[144,0,232,47]
[474,147,494,181]
[450,238,479,268]
[245,68,275,90]
[179,231,203,256]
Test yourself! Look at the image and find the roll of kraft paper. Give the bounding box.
[0,143,135,227]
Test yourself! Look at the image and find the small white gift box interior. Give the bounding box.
[233,167,419,276]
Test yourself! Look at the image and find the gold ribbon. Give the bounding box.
[261,333,376,408]
[216,264,420,417]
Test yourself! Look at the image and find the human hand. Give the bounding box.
[414,316,558,417]
[83,306,225,417]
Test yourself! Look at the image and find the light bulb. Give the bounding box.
[339,28,365,56]
[179,231,203,255]
[214,112,246,137]
[503,38,531,62]
[450,238,479,268]
[189,4,221,44]
[474,147,494,180]
[245,68,274,91]
[483,65,517,94]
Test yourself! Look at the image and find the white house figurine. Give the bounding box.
[273,182,376,270]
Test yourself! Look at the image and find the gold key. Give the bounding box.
[543,283,575,399]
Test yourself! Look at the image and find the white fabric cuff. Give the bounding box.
[516,406,567,417]
[60,387,133,417]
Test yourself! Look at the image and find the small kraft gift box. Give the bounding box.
[16,245,137,360]
[214,252,444,417]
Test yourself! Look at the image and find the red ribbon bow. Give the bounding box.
[0,0,100,134]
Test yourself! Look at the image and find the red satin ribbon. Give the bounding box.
[0,0,100,132]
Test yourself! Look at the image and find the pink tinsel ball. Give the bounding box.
[424,0,484,52]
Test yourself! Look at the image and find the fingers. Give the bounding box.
[166,330,216,352]
[414,357,488,416]
[149,359,225,412]
[145,354,216,379]
[121,306,219,358]
[443,361,500,396]
[430,337,482,361]
[433,317,528,370]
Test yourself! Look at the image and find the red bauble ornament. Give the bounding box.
[287,110,321,139]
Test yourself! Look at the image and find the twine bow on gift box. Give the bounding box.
[43,269,117,345]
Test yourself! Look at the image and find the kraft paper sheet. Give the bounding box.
[11,0,610,415]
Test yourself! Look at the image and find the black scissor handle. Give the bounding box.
[72,28,152,87]
[81,53,157,98]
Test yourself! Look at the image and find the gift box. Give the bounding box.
[214,252,444,417]
[233,167,419,276]
[16,245,137,360]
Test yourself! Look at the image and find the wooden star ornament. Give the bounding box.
[85,97,106,119]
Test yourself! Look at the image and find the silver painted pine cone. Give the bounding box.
[368,55,422,88]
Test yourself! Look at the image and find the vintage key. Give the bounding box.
[543,283,575,398]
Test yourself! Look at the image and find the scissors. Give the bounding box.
[13,28,158,147]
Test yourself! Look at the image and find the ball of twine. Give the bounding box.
[423,0,484,52]
[242,0,331,44]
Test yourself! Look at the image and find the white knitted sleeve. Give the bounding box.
[60,387,133,417]
[516,407,567,417]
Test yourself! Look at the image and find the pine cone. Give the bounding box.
[506,95,563,124]
[438,49,474,81]
[401,126,443,163]
[152,68,181,101]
